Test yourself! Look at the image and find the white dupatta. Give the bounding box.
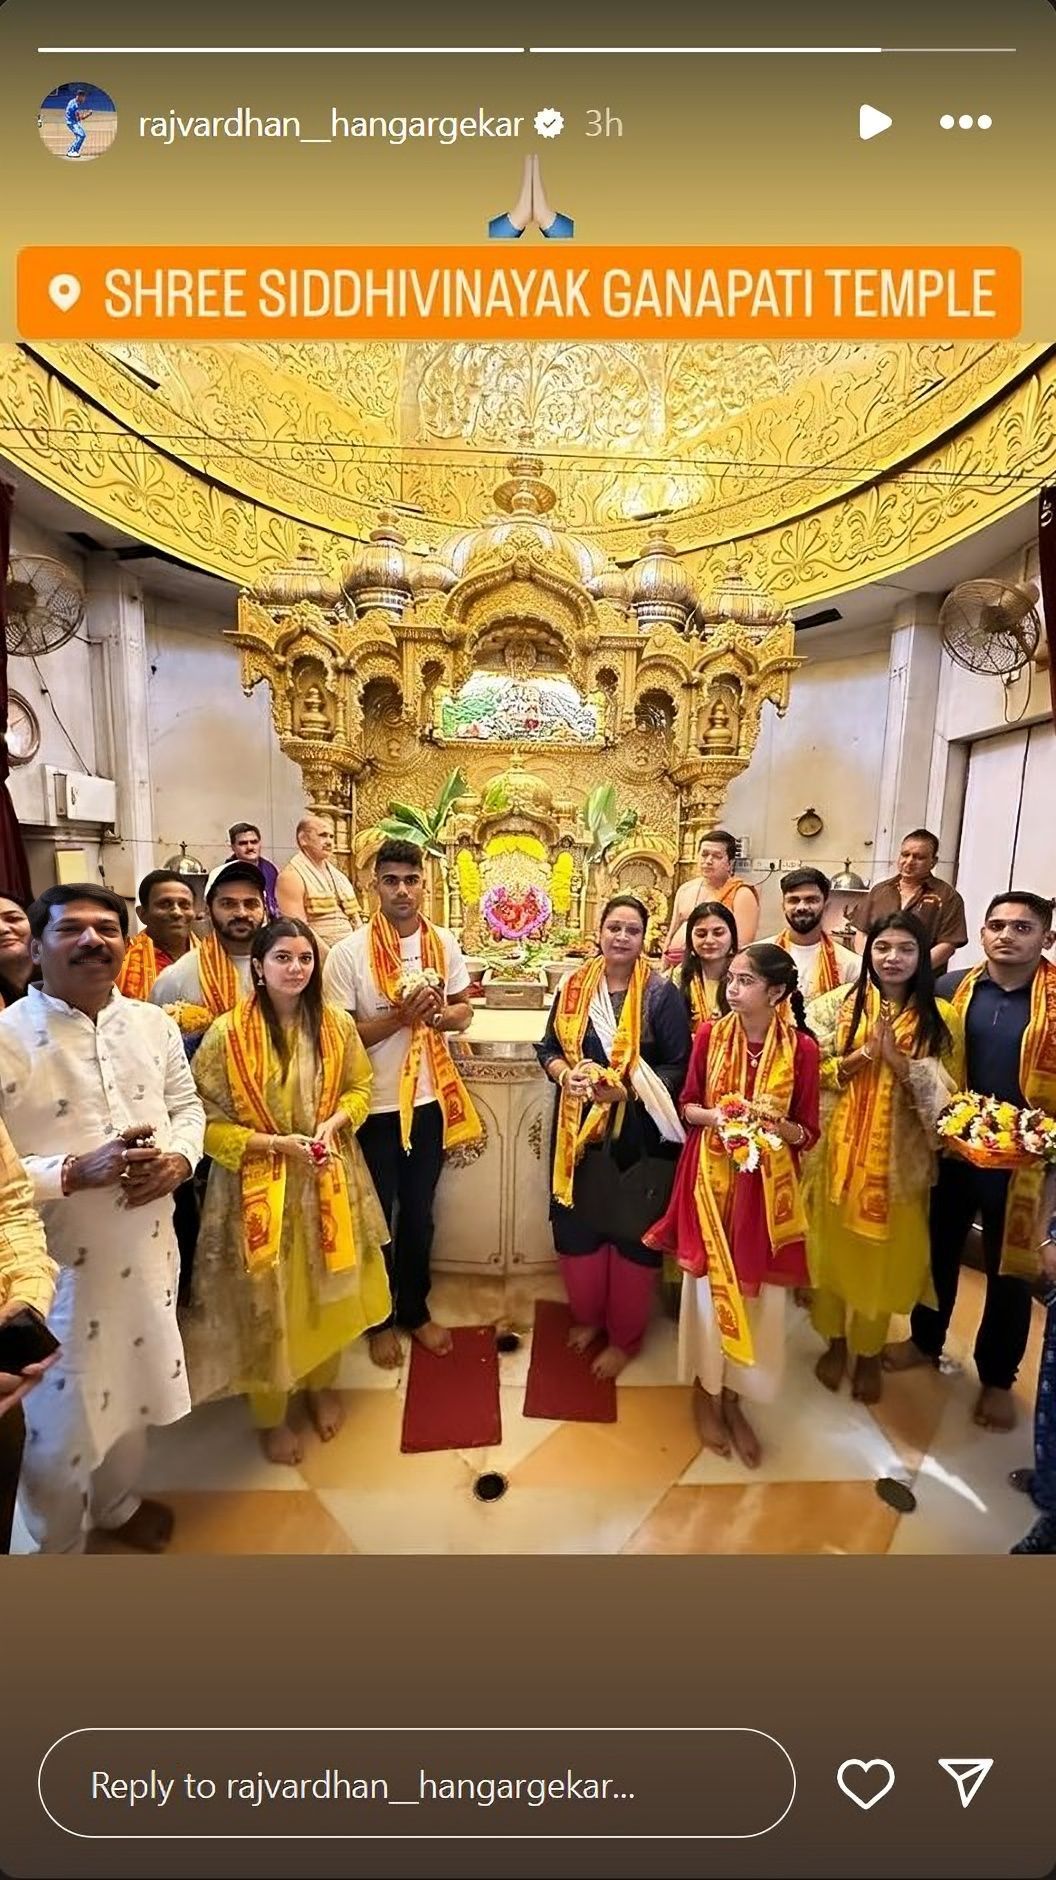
[588,976,685,1146]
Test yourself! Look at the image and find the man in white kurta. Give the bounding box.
[0,886,205,1553]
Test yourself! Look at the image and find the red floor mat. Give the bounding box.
[523,1298,618,1423]
[400,1325,502,1452]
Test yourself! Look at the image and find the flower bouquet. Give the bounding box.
[936,1092,1056,1170]
[397,966,442,999]
[713,1094,783,1174]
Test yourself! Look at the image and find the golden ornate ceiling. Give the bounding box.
[1,338,1054,608]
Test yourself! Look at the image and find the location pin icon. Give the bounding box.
[48,273,81,312]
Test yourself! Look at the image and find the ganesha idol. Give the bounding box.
[481,882,552,943]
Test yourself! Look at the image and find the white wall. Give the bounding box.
[724,635,892,933]
[145,599,305,877]
[5,516,107,895]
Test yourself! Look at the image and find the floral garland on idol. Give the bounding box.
[713,1095,783,1175]
[936,1092,1056,1170]
[480,882,553,942]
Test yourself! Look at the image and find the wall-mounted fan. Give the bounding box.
[938,579,1041,680]
[4,555,85,656]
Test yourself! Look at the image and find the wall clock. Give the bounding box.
[6,693,40,766]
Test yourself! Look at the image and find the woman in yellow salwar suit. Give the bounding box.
[805,911,963,1406]
[183,918,390,1464]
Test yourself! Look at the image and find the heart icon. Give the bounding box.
[47,273,82,312]
[837,1759,896,1810]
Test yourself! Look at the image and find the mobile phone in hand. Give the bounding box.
[0,1306,60,1373]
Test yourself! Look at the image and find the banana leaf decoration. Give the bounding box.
[582,783,639,863]
[378,767,468,857]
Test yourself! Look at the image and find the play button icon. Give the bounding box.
[859,103,893,140]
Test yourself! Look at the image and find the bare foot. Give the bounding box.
[722,1393,762,1469]
[260,1423,303,1466]
[852,1354,883,1404]
[369,1328,402,1369]
[882,1339,935,1373]
[815,1338,847,1393]
[692,1380,731,1456]
[413,1320,454,1355]
[306,1387,345,1442]
[568,1322,601,1353]
[974,1385,1017,1432]
[591,1343,630,1380]
[99,1497,174,1552]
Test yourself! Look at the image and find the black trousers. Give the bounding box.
[0,1401,25,1554]
[173,1167,204,1306]
[358,1102,445,1332]
[911,1158,1034,1390]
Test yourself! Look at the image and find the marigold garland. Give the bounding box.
[549,852,574,914]
[484,834,548,861]
[937,1090,1056,1170]
[456,850,483,906]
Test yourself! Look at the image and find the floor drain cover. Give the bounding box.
[875,1476,917,1513]
[473,1472,508,1503]
[495,1332,521,1354]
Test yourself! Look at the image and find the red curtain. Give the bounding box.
[1040,487,1056,730]
[0,483,33,898]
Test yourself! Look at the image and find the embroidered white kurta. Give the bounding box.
[0,987,205,1469]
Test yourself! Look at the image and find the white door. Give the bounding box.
[956,724,1056,966]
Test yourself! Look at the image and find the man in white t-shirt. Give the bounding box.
[763,868,860,1003]
[322,840,473,1367]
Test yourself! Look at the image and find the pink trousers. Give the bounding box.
[560,1244,658,1356]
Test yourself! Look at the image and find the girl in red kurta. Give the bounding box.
[646,945,820,1466]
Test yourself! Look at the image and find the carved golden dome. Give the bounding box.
[588,562,632,611]
[489,749,554,815]
[410,550,458,597]
[252,535,342,611]
[441,447,607,587]
[629,529,695,630]
[342,510,414,614]
[698,556,789,630]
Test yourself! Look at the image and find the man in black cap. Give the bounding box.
[149,861,267,1299]
[150,861,267,1048]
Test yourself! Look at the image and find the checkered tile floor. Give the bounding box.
[10,1269,1042,1555]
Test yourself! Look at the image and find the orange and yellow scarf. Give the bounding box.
[776,929,843,997]
[667,963,721,1032]
[164,930,242,1037]
[551,953,647,1208]
[691,1011,806,1365]
[367,913,482,1153]
[118,931,198,1001]
[951,959,1056,1278]
[223,995,357,1276]
[828,982,922,1239]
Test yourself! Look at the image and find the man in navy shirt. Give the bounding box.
[886,891,1056,1432]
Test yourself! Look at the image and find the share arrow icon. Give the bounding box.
[939,1759,994,1809]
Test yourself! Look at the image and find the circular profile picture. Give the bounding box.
[37,81,117,162]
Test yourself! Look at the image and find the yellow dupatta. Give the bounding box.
[550,953,646,1208]
[118,930,200,1001]
[951,959,1056,1278]
[222,995,357,1276]
[367,913,482,1153]
[667,963,720,1032]
[692,1011,807,1365]
[827,982,923,1239]
[776,929,842,996]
